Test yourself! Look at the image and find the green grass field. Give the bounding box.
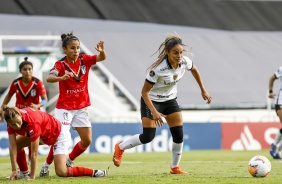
[0,150,281,183]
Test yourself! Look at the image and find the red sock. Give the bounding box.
[17,148,28,172]
[69,141,88,161]
[46,145,54,165]
[67,166,93,177]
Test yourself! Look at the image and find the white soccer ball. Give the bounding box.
[248,155,271,177]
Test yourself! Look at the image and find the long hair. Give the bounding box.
[147,32,190,72]
[61,31,80,48]
[2,105,21,122]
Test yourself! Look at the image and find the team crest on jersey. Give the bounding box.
[173,74,178,80]
[30,89,36,97]
[149,71,155,77]
[63,112,70,121]
[81,65,86,74]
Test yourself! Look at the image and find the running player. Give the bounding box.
[3,106,107,180]
[269,66,282,159]
[112,33,212,174]
[40,31,107,176]
[0,56,48,167]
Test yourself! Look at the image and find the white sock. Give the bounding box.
[171,142,183,168]
[274,130,282,145]
[119,134,142,150]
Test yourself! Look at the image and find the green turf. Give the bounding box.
[0,150,281,183]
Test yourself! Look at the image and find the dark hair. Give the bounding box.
[2,105,21,121]
[61,31,80,48]
[19,57,33,71]
[147,33,188,71]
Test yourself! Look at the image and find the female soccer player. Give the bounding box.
[269,66,282,159]
[40,31,107,176]
[112,33,212,174]
[0,56,48,169]
[3,106,107,180]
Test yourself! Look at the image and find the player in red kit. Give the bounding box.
[3,106,107,180]
[0,57,47,111]
[40,31,107,176]
[0,57,48,168]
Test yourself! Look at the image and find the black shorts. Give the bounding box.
[140,97,181,120]
[275,104,282,114]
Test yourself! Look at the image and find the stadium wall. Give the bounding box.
[0,122,279,156]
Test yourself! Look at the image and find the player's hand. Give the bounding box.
[152,112,166,127]
[95,41,105,53]
[269,93,276,99]
[30,103,39,110]
[7,171,18,180]
[61,72,73,81]
[202,90,212,104]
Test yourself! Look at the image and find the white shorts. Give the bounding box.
[55,108,91,129]
[53,123,71,155]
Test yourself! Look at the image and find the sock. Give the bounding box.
[46,145,54,165]
[69,141,88,161]
[67,166,93,177]
[171,142,183,168]
[274,131,282,146]
[119,134,142,150]
[17,148,28,172]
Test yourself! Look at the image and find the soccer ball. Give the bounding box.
[248,155,271,177]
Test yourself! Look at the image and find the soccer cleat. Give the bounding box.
[7,171,30,180]
[170,166,188,174]
[93,170,107,177]
[40,161,50,177]
[66,157,74,167]
[270,143,282,159]
[113,142,124,167]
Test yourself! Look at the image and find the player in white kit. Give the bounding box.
[269,66,282,159]
[112,33,212,174]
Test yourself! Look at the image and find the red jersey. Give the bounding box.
[49,54,97,110]
[7,108,61,145]
[8,77,46,109]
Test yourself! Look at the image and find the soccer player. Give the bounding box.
[40,31,107,176]
[3,106,107,180]
[112,33,212,174]
[0,56,48,169]
[269,66,282,159]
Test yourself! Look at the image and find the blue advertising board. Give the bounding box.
[0,122,221,156]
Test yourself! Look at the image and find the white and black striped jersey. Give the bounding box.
[146,56,193,102]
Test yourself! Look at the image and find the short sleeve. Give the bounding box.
[49,61,63,77]
[8,82,16,95]
[27,123,41,142]
[37,80,47,96]
[183,56,193,70]
[274,66,282,79]
[81,54,97,67]
[7,126,15,135]
[146,70,158,84]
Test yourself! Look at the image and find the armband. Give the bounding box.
[269,90,273,93]
[40,100,47,106]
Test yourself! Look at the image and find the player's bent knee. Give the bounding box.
[140,128,156,144]
[55,168,68,177]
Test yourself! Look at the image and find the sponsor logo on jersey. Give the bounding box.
[66,86,85,94]
[157,94,173,98]
[164,79,180,85]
